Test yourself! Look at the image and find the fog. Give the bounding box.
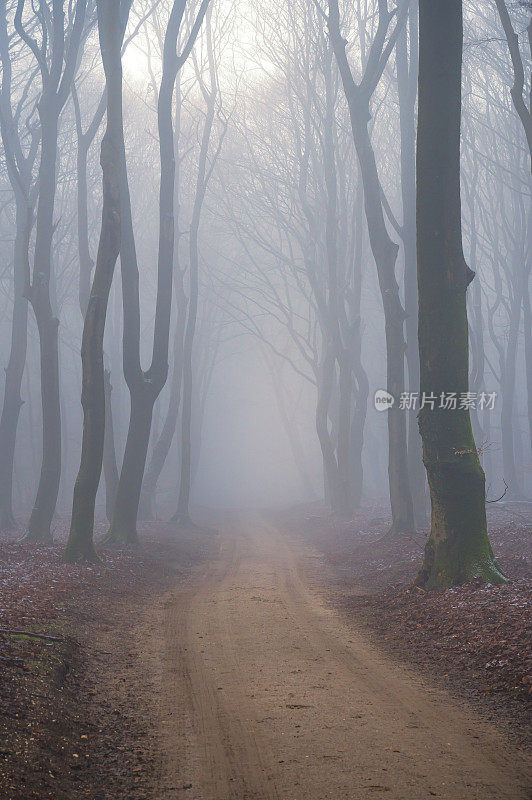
[2,4,532,796]
[0,0,530,546]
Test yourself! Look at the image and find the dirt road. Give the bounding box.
[145,515,531,800]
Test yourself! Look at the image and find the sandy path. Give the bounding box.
[150,514,531,800]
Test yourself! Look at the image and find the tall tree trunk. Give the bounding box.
[416,0,505,588]
[109,0,210,542]
[397,4,427,527]
[315,345,342,512]
[15,0,88,543]
[0,1,37,530]
[524,244,532,455]
[264,353,317,500]
[138,81,186,521]
[349,331,368,508]
[322,46,350,517]
[26,110,62,543]
[346,184,368,509]
[174,10,216,524]
[73,81,119,523]
[353,115,414,532]
[103,368,120,521]
[138,280,187,520]
[0,202,31,529]
[65,0,127,563]
[328,1,415,533]
[500,282,525,499]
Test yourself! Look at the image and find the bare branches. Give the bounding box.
[494,0,532,169]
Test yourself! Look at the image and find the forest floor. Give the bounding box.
[0,507,530,799]
[281,502,532,731]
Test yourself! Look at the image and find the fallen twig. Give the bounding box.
[486,479,508,504]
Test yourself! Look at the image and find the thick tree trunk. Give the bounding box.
[65,0,125,563]
[0,203,30,529]
[416,0,505,588]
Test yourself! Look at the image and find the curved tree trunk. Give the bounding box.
[416,0,505,588]
[65,0,126,563]
[17,0,88,543]
[328,1,415,533]
[108,0,210,543]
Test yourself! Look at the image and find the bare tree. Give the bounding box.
[14,0,88,541]
[65,0,131,563]
[106,0,210,545]
[174,4,226,525]
[327,0,415,533]
[0,0,39,529]
[494,0,532,169]
[415,0,505,587]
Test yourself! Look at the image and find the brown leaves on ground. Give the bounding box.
[282,502,532,734]
[0,518,216,800]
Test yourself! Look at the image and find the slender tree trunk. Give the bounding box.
[0,202,31,529]
[315,345,342,513]
[265,354,317,500]
[25,108,61,543]
[174,14,216,524]
[349,342,368,508]
[328,5,415,533]
[103,368,119,521]
[524,254,532,455]
[65,0,126,563]
[322,48,350,517]
[109,0,209,541]
[416,0,505,588]
[14,0,87,545]
[500,284,524,498]
[347,184,368,509]
[397,5,427,527]
[138,78,186,522]
[336,353,353,514]
[138,281,186,520]
[107,388,154,542]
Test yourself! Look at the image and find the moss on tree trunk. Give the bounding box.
[416,0,506,588]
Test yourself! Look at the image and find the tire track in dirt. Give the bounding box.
[152,514,531,800]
